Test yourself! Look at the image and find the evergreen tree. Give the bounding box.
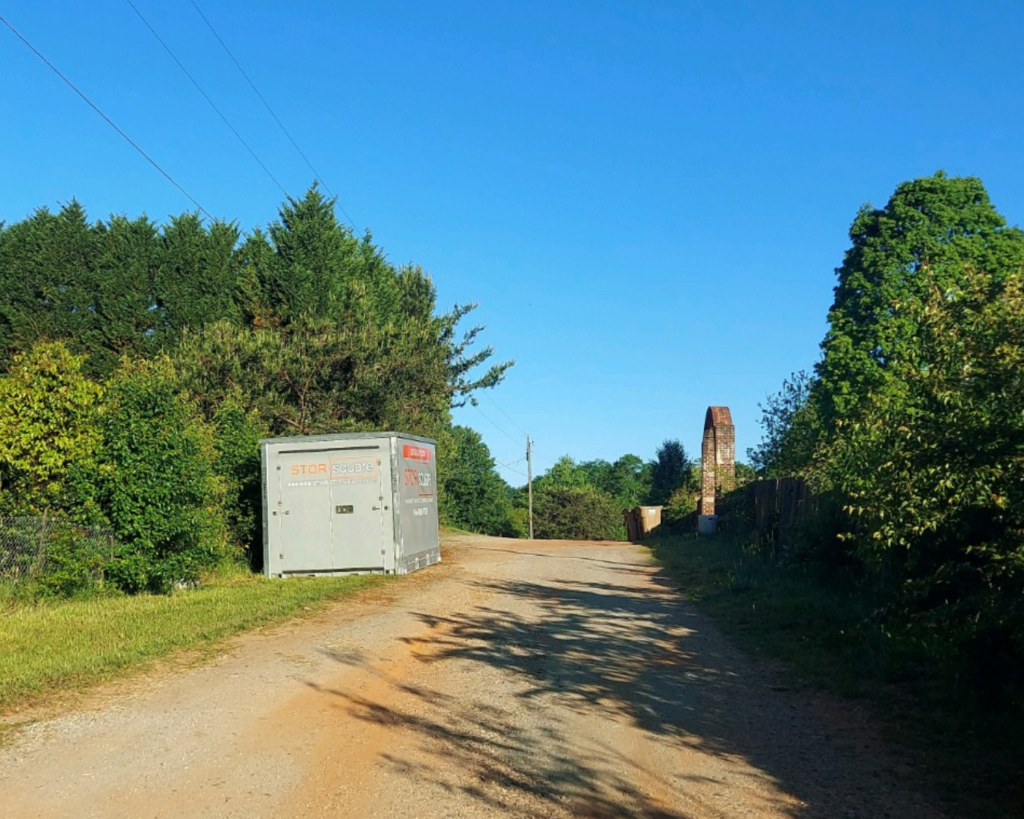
[648,440,693,505]
[155,213,239,344]
[0,202,96,366]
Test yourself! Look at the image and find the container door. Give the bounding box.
[328,451,386,571]
[277,450,335,573]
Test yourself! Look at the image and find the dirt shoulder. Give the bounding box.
[0,535,945,818]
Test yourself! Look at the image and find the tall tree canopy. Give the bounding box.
[647,440,694,506]
[0,187,512,585]
[744,172,1024,701]
[817,172,1024,426]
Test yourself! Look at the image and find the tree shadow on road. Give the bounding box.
[312,546,942,819]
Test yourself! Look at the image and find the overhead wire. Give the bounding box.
[495,459,528,479]
[482,391,529,436]
[472,403,523,446]
[186,0,360,232]
[474,389,565,469]
[0,13,212,219]
[479,391,565,460]
[124,0,290,198]
[481,391,565,460]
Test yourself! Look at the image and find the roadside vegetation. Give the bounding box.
[0,567,388,713]
[0,186,509,597]
[719,171,1024,818]
[498,440,705,541]
[0,187,516,711]
[647,533,1023,819]
[744,172,1024,713]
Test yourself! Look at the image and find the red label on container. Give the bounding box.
[403,445,431,461]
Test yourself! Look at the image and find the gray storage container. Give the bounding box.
[260,432,440,577]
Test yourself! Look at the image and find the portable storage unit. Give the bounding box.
[623,506,663,542]
[260,432,440,577]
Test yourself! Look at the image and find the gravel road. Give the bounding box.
[0,535,946,819]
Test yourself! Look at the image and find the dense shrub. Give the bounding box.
[662,486,698,532]
[32,527,107,598]
[84,358,228,592]
[532,484,624,541]
[211,401,263,562]
[0,343,102,514]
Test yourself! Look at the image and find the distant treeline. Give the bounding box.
[0,186,510,594]
[475,440,716,543]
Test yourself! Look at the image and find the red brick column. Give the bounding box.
[700,406,735,516]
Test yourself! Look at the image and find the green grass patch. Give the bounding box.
[646,533,1024,819]
[0,568,390,712]
[646,533,884,695]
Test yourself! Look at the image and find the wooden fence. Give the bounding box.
[718,477,823,552]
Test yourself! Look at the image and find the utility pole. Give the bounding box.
[526,434,534,540]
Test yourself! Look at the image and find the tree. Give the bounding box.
[534,455,589,490]
[647,440,694,505]
[818,267,1024,696]
[154,213,239,345]
[0,203,242,376]
[0,202,96,368]
[749,370,821,477]
[439,302,514,408]
[575,454,652,510]
[817,172,1024,427]
[0,343,102,514]
[443,426,514,535]
[532,484,623,541]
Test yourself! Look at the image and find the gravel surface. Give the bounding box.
[0,535,946,818]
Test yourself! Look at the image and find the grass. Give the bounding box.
[645,533,1024,819]
[646,533,883,695]
[0,567,390,713]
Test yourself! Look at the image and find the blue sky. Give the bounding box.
[3,1,1023,485]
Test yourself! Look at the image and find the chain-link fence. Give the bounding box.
[0,515,118,584]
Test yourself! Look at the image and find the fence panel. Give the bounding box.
[719,477,819,554]
[0,516,118,583]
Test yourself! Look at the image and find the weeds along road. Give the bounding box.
[0,535,944,819]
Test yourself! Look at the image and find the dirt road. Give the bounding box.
[0,536,944,819]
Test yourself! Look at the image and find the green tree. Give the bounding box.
[647,440,694,505]
[155,213,239,345]
[818,268,1024,698]
[0,343,102,514]
[574,454,652,510]
[817,172,1024,427]
[535,455,589,490]
[749,370,821,477]
[607,454,654,508]
[532,484,623,541]
[87,214,164,374]
[0,202,96,368]
[443,426,514,535]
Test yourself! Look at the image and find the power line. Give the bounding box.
[495,460,528,479]
[472,403,522,445]
[482,391,529,436]
[479,392,563,459]
[187,0,360,232]
[125,0,290,198]
[0,13,212,219]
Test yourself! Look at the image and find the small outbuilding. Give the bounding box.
[260,432,440,577]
